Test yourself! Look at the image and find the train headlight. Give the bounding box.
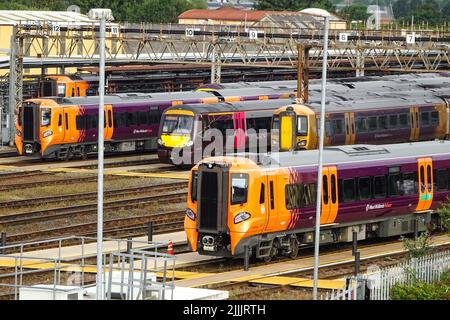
[16,129,22,137]
[43,130,53,138]
[298,140,307,147]
[185,140,194,147]
[234,212,251,224]
[186,208,196,221]
[157,138,164,146]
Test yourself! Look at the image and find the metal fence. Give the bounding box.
[0,236,175,300]
[325,250,450,300]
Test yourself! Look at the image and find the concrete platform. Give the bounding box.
[249,276,345,290]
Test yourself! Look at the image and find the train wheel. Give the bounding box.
[263,246,277,263]
[289,237,299,259]
[80,147,87,160]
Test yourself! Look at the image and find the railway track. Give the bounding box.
[0,181,187,210]
[0,189,187,226]
[5,210,185,244]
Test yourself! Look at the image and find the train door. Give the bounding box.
[62,108,76,143]
[233,112,246,151]
[263,174,277,232]
[344,112,355,145]
[321,166,339,225]
[410,107,420,141]
[52,109,64,144]
[416,158,433,212]
[104,105,114,141]
[279,111,296,151]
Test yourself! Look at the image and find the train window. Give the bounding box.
[260,183,265,204]
[269,181,275,209]
[58,114,62,127]
[75,116,86,130]
[402,172,418,195]
[368,117,377,131]
[388,174,401,196]
[119,113,127,127]
[18,108,22,126]
[272,115,280,130]
[65,113,69,130]
[421,112,430,126]
[191,171,198,202]
[373,176,387,198]
[427,165,432,191]
[285,184,301,209]
[333,119,344,135]
[71,88,75,97]
[431,111,439,125]
[331,175,337,203]
[389,115,398,128]
[286,183,317,209]
[57,84,66,97]
[378,116,388,130]
[41,108,51,126]
[399,114,409,127]
[436,169,449,191]
[358,177,371,200]
[231,173,248,205]
[325,120,333,136]
[343,179,356,202]
[138,112,148,125]
[355,117,367,132]
[104,111,107,128]
[420,166,426,193]
[108,110,112,128]
[323,175,329,205]
[297,116,308,135]
[148,109,160,124]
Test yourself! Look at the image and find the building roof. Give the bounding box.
[0,10,99,26]
[178,7,295,22]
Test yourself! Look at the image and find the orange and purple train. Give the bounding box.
[15,84,294,160]
[185,140,450,260]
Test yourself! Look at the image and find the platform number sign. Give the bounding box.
[339,33,349,43]
[406,33,416,44]
[52,24,61,32]
[111,26,119,36]
[249,29,258,40]
[185,28,195,38]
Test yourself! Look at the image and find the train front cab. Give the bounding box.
[272,104,317,152]
[15,99,63,158]
[185,157,274,258]
[157,109,196,164]
[39,75,90,98]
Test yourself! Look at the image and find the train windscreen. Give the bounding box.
[161,115,193,135]
[199,171,218,231]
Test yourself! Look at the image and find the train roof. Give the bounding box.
[165,98,296,114]
[239,140,450,169]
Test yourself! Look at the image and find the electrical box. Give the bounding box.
[19,285,83,300]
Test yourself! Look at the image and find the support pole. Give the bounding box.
[312,16,329,301]
[96,16,106,301]
[127,237,132,254]
[352,230,358,256]
[0,232,6,254]
[243,245,249,271]
[147,222,153,242]
[354,251,360,277]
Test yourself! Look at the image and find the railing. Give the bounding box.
[325,250,450,300]
[0,236,173,300]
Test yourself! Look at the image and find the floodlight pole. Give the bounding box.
[312,16,329,301]
[88,8,113,301]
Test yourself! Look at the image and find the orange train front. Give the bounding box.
[185,141,450,261]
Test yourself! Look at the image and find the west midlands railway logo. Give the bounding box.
[365,203,392,212]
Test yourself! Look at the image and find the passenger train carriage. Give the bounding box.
[157,99,295,165]
[273,72,450,151]
[15,86,293,160]
[185,141,450,260]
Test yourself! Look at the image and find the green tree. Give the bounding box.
[255,0,335,12]
[437,198,450,233]
[338,4,369,23]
